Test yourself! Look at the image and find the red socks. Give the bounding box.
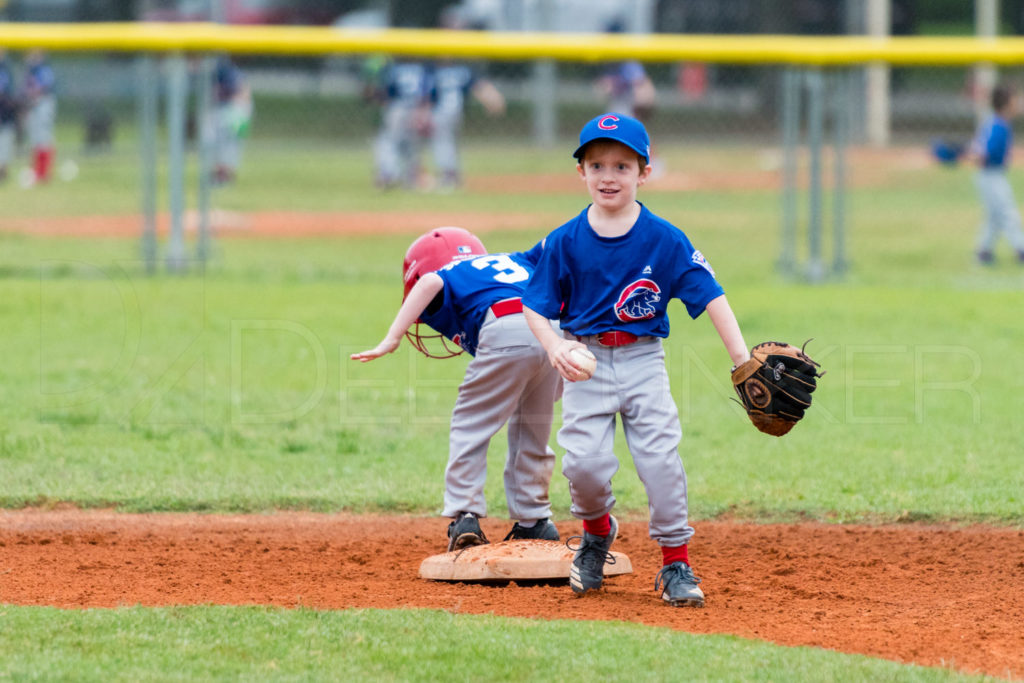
[33,147,54,183]
[582,513,611,537]
[582,517,691,567]
[661,544,690,567]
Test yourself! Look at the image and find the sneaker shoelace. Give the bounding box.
[565,534,617,572]
[654,562,702,593]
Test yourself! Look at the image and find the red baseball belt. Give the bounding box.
[570,330,650,347]
[490,297,523,318]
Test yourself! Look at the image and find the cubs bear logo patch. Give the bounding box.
[614,279,662,322]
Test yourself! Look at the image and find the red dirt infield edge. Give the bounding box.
[1,510,1022,680]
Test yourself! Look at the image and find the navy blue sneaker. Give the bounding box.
[446,512,488,552]
[655,561,705,607]
[503,518,560,542]
[567,516,618,594]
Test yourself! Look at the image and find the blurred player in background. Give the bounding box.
[371,58,432,189]
[351,227,562,552]
[969,84,1024,265]
[595,20,659,174]
[595,21,656,121]
[22,49,56,185]
[0,50,18,184]
[429,8,506,191]
[211,56,252,185]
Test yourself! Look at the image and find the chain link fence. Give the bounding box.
[2,36,1022,279]
[5,51,1008,169]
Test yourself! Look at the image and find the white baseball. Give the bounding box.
[569,347,597,381]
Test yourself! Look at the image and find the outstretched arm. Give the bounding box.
[350,273,444,362]
[705,294,750,367]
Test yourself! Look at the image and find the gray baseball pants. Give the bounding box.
[26,95,55,148]
[0,125,14,168]
[443,312,561,522]
[975,168,1024,254]
[558,337,694,547]
[430,106,462,178]
[374,102,419,185]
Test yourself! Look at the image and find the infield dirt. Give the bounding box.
[1,510,1021,680]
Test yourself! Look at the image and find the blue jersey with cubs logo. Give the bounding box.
[420,246,541,356]
[522,204,723,337]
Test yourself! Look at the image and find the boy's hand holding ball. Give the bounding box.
[569,347,597,381]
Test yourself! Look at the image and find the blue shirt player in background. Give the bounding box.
[429,8,506,191]
[969,84,1024,264]
[429,60,505,190]
[351,227,562,552]
[522,113,750,607]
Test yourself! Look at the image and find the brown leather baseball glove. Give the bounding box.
[731,341,824,437]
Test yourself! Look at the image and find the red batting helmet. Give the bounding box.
[402,227,487,358]
[402,227,486,298]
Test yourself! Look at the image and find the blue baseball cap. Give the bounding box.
[573,113,651,164]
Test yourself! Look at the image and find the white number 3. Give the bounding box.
[470,254,529,284]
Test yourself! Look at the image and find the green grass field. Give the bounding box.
[1,132,1020,680]
[0,607,983,682]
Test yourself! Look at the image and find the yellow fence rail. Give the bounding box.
[2,23,1024,65]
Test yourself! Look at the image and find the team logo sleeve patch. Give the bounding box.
[614,279,662,322]
[691,250,715,276]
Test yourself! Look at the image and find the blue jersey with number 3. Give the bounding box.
[420,245,541,356]
[523,204,723,337]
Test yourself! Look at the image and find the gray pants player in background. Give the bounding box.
[351,227,562,551]
[22,49,57,185]
[429,61,505,190]
[969,84,1024,264]
[372,60,432,189]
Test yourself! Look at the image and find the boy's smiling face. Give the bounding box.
[577,140,653,215]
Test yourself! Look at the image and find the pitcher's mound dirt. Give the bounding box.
[1,510,1021,680]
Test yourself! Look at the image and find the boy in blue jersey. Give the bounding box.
[351,228,562,551]
[969,85,1024,264]
[522,113,750,607]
